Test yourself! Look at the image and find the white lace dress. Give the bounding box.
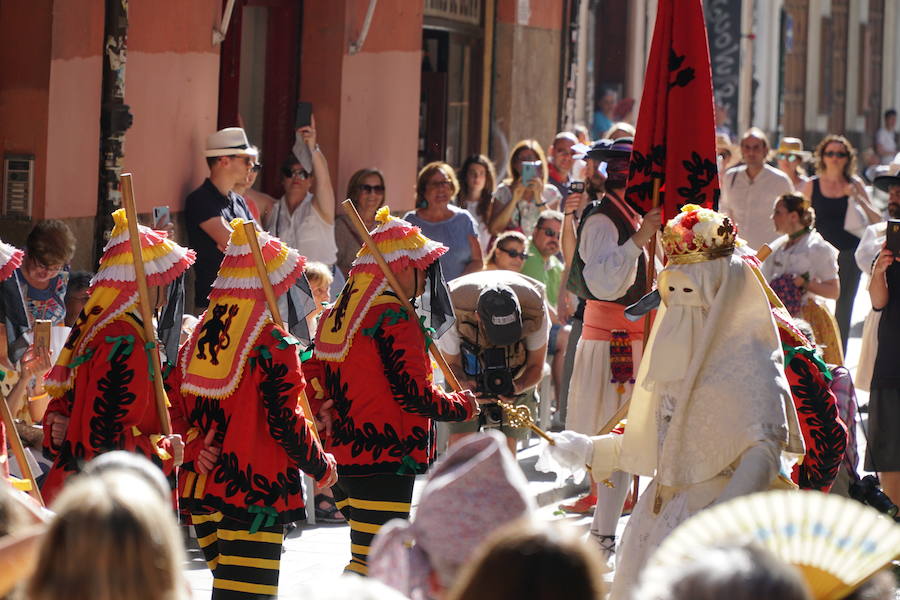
[609,393,780,599]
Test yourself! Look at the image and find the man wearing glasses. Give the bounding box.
[521,210,570,402]
[719,127,794,251]
[185,127,258,309]
[266,116,342,295]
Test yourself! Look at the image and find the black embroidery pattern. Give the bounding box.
[668,48,695,89]
[255,351,327,479]
[88,343,137,452]
[679,152,719,206]
[48,439,86,474]
[213,450,303,506]
[789,358,847,491]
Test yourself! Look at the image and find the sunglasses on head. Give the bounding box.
[283,168,309,179]
[823,151,849,158]
[358,184,385,194]
[499,247,529,260]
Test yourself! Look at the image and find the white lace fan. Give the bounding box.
[647,490,900,600]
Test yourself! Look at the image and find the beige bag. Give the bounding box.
[854,309,880,392]
[843,198,868,238]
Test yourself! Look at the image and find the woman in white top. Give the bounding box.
[456,154,497,253]
[489,139,562,236]
[762,192,842,363]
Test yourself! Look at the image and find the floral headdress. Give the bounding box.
[661,204,737,265]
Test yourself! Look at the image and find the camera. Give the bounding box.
[479,346,515,397]
[480,402,504,429]
[568,181,586,194]
[849,474,899,519]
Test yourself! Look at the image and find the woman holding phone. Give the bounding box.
[489,139,562,236]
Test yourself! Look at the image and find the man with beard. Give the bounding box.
[558,138,662,567]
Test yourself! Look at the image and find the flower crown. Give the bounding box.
[661,204,737,265]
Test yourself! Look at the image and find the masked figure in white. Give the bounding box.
[539,206,804,598]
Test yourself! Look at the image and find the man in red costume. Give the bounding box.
[41,209,195,502]
[171,220,336,599]
[311,206,478,575]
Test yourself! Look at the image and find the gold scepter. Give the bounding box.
[120,174,172,436]
[240,222,322,449]
[340,200,554,445]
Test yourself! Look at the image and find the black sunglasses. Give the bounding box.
[251,163,263,173]
[283,168,309,179]
[358,184,385,194]
[540,227,559,239]
[499,247,529,260]
[823,151,849,158]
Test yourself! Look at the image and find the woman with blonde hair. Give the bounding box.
[334,168,386,277]
[489,139,562,236]
[27,470,187,600]
[801,134,880,352]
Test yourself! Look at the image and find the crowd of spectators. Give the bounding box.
[3,102,900,600]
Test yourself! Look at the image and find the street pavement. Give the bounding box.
[185,280,873,597]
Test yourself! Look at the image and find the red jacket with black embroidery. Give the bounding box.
[169,322,328,525]
[41,314,176,504]
[312,296,476,476]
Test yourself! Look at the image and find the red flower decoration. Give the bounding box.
[680,211,700,230]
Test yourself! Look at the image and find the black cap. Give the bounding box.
[477,284,522,346]
[585,137,633,161]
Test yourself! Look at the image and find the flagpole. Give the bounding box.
[0,395,43,506]
[240,222,322,449]
[340,200,555,445]
[120,173,172,436]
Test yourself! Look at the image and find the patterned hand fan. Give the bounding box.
[647,490,900,600]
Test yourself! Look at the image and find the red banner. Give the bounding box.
[625,0,720,220]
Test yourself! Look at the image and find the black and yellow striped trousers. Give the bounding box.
[332,473,416,575]
[191,511,284,599]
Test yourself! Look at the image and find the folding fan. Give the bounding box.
[647,490,900,600]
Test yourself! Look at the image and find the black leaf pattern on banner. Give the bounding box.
[788,357,846,491]
[678,152,719,203]
[668,49,695,89]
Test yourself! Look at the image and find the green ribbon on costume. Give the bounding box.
[782,343,833,381]
[418,315,436,351]
[271,329,301,351]
[299,348,313,362]
[247,504,279,534]
[361,308,409,337]
[248,345,272,369]
[395,454,424,476]
[67,347,95,369]
[162,360,175,381]
[104,335,135,361]
[144,342,157,381]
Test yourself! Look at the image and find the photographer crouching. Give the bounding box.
[437,271,550,454]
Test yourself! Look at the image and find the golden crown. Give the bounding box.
[661,204,737,264]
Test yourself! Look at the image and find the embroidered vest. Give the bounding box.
[567,196,647,306]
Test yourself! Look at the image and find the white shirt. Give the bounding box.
[761,230,839,294]
[875,128,897,163]
[265,194,338,265]
[492,182,562,233]
[720,164,794,251]
[578,211,643,300]
[855,221,887,273]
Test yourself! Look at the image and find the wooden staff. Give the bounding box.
[240,222,321,448]
[340,200,555,445]
[0,397,43,506]
[756,243,772,262]
[120,173,171,435]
